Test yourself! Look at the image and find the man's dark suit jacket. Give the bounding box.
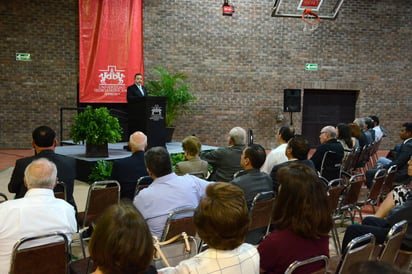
[8,150,77,208]
[230,169,273,209]
[111,151,148,200]
[270,159,316,193]
[127,84,147,103]
[310,138,344,173]
[384,138,412,184]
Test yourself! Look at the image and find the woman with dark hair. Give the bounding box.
[89,201,155,274]
[336,123,354,159]
[160,182,259,273]
[258,163,333,274]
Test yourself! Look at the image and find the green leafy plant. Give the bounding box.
[70,106,123,145]
[88,160,113,183]
[146,67,196,127]
[171,152,186,170]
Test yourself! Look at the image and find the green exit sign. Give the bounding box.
[305,63,318,71]
[16,53,31,61]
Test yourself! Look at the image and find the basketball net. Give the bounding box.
[301,9,320,32]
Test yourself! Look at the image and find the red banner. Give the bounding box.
[79,0,143,103]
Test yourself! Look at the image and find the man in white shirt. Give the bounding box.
[261,126,294,174]
[0,158,77,273]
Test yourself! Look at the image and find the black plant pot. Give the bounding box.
[86,143,108,158]
[165,127,175,143]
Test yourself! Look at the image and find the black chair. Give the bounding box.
[0,192,8,203]
[320,150,342,181]
[135,175,153,196]
[285,255,329,274]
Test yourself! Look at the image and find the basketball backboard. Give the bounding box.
[272,0,345,19]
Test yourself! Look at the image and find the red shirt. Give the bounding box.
[258,228,329,274]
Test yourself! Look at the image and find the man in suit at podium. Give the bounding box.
[127,73,147,102]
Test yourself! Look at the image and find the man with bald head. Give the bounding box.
[111,131,149,200]
[310,125,344,180]
[0,158,77,273]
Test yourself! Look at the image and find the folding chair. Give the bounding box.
[380,165,398,201]
[378,220,408,264]
[161,207,197,241]
[77,180,120,257]
[54,181,67,201]
[246,191,275,244]
[10,232,70,274]
[335,233,376,274]
[284,255,329,274]
[326,178,346,256]
[337,174,365,224]
[340,147,360,178]
[0,192,8,203]
[356,169,386,220]
[320,151,342,181]
[135,175,153,196]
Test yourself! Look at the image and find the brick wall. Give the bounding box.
[0,0,411,149]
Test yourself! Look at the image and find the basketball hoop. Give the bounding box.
[301,9,320,32]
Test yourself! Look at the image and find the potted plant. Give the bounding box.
[70,106,123,157]
[145,67,195,141]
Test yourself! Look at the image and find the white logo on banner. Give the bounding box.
[149,105,164,121]
[96,65,126,95]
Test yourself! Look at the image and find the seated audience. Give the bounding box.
[270,135,315,193]
[133,147,209,238]
[364,116,376,143]
[160,182,259,273]
[0,158,77,273]
[336,122,354,159]
[369,115,385,141]
[230,143,273,208]
[88,201,156,274]
[8,125,77,209]
[261,126,294,174]
[348,122,361,149]
[175,135,209,179]
[365,122,412,188]
[374,158,412,218]
[353,118,373,148]
[258,163,332,274]
[342,194,412,252]
[200,126,246,182]
[310,125,344,180]
[111,131,149,200]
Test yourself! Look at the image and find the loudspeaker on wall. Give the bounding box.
[283,89,301,112]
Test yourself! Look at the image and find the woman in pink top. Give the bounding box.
[258,163,333,274]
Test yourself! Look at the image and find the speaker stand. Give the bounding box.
[289,112,293,126]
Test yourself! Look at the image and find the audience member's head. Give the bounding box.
[144,146,172,178]
[286,135,310,160]
[228,127,247,146]
[241,144,267,170]
[369,115,380,126]
[364,117,374,130]
[348,122,361,139]
[32,126,56,148]
[273,163,332,239]
[24,158,57,190]
[194,182,249,250]
[353,118,366,131]
[319,126,336,144]
[129,131,147,152]
[400,122,412,140]
[336,123,353,148]
[182,135,202,157]
[348,261,405,274]
[89,201,154,274]
[277,126,294,143]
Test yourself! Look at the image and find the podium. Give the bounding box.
[128,96,166,148]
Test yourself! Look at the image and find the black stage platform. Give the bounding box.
[55,142,218,182]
